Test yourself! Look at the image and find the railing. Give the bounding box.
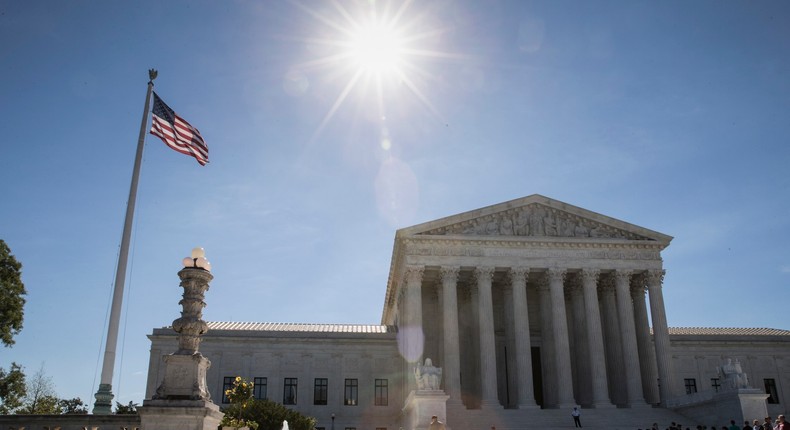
[0,414,141,430]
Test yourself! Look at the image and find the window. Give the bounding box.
[376,427,387,430]
[765,378,779,404]
[254,377,267,400]
[284,378,298,405]
[711,378,721,392]
[345,427,357,430]
[222,377,234,404]
[344,379,358,406]
[375,379,388,406]
[314,378,328,405]
[684,378,697,395]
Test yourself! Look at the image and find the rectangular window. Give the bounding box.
[711,378,721,392]
[375,379,388,406]
[314,378,328,405]
[684,378,697,395]
[344,379,358,406]
[222,376,234,404]
[345,427,356,430]
[284,378,298,405]
[765,378,779,404]
[254,377,267,400]
[376,427,387,430]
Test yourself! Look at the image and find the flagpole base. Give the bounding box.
[93,383,114,415]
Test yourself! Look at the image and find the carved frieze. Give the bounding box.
[402,240,662,261]
[417,203,653,240]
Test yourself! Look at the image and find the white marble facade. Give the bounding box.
[145,195,790,428]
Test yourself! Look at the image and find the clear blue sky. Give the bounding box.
[1,0,788,410]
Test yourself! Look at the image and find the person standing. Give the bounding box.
[572,407,582,428]
[429,416,445,430]
[776,416,787,430]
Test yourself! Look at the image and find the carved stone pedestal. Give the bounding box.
[152,353,212,400]
[403,390,450,430]
[138,399,223,430]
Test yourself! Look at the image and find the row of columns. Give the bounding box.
[400,265,674,409]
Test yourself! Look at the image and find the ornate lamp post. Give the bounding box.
[139,248,223,430]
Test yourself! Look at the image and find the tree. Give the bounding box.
[0,239,26,348]
[59,397,88,414]
[0,362,26,414]
[223,398,316,430]
[114,400,139,414]
[18,365,59,414]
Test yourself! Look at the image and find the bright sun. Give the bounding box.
[293,0,462,140]
[348,22,404,74]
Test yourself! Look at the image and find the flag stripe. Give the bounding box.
[149,92,208,165]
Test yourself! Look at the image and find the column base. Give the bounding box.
[516,403,541,410]
[626,400,652,408]
[480,399,503,409]
[93,383,114,415]
[590,401,616,409]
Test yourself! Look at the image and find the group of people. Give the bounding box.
[640,416,788,430]
[430,413,788,430]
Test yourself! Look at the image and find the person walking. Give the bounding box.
[429,416,445,430]
[571,407,582,428]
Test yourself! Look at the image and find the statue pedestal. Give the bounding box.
[403,390,450,430]
[139,353,222,430]
[152,353,212,400]
[713,389,769,424]
[138,399,223,430]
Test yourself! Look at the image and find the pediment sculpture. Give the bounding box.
[418,204,651,240]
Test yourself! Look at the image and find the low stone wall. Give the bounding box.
[0,414,141,430]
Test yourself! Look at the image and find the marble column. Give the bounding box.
[548,268,575,408]
[509,267,538,409]
[537,277,556,407]
[440,266,462,405]
[475,266,500,408]
[581,269,613,408]
[599,275,625,405]
[614,270,647,407]
[647,269,674,405]
[631,278,660,405]
[403,265,425,395]
[569,276,591,407]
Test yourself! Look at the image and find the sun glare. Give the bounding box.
[292,0,463,140]
[348,23,403,74]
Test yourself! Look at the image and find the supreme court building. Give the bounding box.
[146,195,790,429]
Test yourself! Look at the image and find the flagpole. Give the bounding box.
[93,69,157,414]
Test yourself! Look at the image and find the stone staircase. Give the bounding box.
[445,404,703,430]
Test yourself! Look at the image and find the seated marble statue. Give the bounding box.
[414,358,442,390]
[718,358,750,390]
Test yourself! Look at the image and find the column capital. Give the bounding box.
[474,266,495,283]
[439,266,460,283]
[508,267,530,284]
[403,265,424,284]
[646,269,665,287]
[598,273,615,292]
[581,268,601,284]
[614,269,634,284]
[566,273,583,295]
[547,267,567,283]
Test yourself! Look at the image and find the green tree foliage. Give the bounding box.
[0,362,26,414]
[114,400,139,414]
[0,240,27,347]
[59,397,88,414]
[18,365,59,414]
[223,399,316,430]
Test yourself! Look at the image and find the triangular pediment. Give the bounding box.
[397,194,672,243]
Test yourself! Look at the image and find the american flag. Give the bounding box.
[149,92,208,166]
